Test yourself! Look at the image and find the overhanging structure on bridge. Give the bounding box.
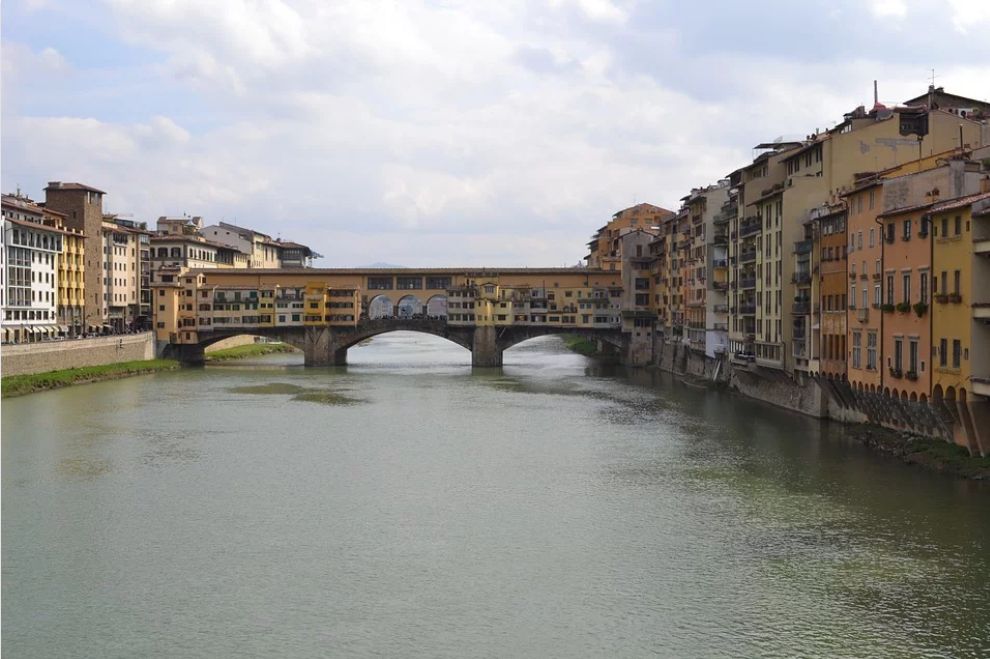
[153,267,640,366]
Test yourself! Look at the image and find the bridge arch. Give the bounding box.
[495,326,624,354]
[331,321,473,353]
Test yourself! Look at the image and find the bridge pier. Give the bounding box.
[168,343,205,365]
[471,326,503,367]
[303,326,347,367]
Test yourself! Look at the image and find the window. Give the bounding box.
[902,273,911,304]
[952,340,961,368]
[941,217,948,237]
[919,272,928,304]
[954,270,961,295]
[849,284,856,308]
[867,332,877,370]
[909,340,918,374]
[954,215,962,235]
[903,219,912,239]
[894,339,903,371]
[874,284,881,306]
[869,228,875,247]
[940,338,947,367]
[852,332,862,368]
[941,271,948,294]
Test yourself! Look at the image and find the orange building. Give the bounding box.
[843,177,884,392]
[816,202,848,379]
[879,204,931,401]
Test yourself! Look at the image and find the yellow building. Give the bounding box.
[51,209,85,335]
[585,203,671,271]
[929,190,990,455]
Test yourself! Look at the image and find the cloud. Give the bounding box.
[2,0,988,267]
[869,0,907,19]
[948,0,990,33]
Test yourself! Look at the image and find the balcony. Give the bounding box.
[740,248,757,263]
[793,240,813,255]
[973,377,990,398]
[792,300,811,314]
[739,219,762,238]
[792,272,811,285]
[974,240,990,255]
[739,277,756,289]
[973,303,990,320]
[712,258,728,268]
[713,304,729,313]
[712,281,729,291]
[739,303,757,315]
[857,307,869,323]
[713,233,728,245]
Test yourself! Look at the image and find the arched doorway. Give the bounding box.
[368,295,393,320]
[396,295,423,318]
[426,294,447,319]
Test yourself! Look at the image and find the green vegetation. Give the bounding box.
[562,334,599,357]
[902,436,990,479]
[292,390,364,406]
[228,381,363,406]
[205,342,298,362]
[1,359,180,398]
[228,383,307,395]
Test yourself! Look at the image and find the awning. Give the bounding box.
[58,325,70,334]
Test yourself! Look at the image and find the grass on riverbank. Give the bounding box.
[1,359,180,398]
[562,335,599,357]
[204,342,299,362]
[902,436,990,479]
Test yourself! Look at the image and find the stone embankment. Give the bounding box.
[1,332,155,377]
[567,336,990,477]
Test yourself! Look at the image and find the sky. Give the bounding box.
[2,0,989,267]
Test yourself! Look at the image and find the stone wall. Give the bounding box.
[728,366,829,418]
[1,332,155,377]
[653,337,728,383]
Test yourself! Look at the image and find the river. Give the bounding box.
[2,333,988,658]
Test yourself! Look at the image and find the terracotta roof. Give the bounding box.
[877,201,933,218]
[4,215,74,236]
[928,191,990,214]
[45,181,107,194]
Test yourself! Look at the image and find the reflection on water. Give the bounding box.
[2,332,988,658]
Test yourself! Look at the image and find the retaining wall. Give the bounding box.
[1,332,155,377]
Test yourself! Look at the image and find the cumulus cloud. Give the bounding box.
[2,0,987,266]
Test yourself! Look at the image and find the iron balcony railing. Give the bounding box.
[739,218,762,238]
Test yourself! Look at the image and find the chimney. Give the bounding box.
[874,80,878,107]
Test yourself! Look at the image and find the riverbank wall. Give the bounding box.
[647,336,987,457]
[1,332,155,377]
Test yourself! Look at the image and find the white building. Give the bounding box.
[1,194,65,343]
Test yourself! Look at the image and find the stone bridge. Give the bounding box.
[166,318,625,367]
